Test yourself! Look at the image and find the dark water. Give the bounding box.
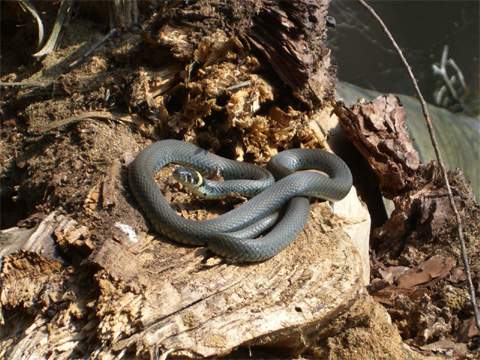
[328,0,480,114]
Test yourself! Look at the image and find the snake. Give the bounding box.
[128,139,353,262]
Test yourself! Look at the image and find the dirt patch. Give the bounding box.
[310,295,440,360]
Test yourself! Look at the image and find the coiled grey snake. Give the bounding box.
[128,140,353,262]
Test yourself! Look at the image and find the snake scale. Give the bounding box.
[128,140,353,262]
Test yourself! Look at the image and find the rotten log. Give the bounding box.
[0,0,372,358]
[0,200,367,358]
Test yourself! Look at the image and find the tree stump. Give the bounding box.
[0,0,370,358]
[96,206,364,357]
[1,197,365,358]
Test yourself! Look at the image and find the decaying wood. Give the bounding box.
[359,0,479,329]
[335,95,420,198]
[0,202,364,358]
[244,0,334,106]
[0,0,373,358]
[97,205,363,357]
[334,89,480,353]
[0,212,61,262]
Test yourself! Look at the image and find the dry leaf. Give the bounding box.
[396,255,455,288]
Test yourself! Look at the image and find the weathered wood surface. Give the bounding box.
[0,198,364,358]
[0,212,60,261]
[93,205,363,357]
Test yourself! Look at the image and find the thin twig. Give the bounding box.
[432,45,469,112]
[357,0,480,330]
[68,28,118,68]
[432,47,462,104]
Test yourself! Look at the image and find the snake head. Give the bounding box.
[173,167,203,191]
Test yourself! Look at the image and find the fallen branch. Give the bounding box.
[357,0,479,330]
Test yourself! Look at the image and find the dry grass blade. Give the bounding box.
[0,80,52,88]
[357,0,480,330]
[18,0,45,48]
[68,28,118,68]
[33,111,142,133]
[33,0,74,57]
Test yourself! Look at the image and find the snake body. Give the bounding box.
[128,140,353,262]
